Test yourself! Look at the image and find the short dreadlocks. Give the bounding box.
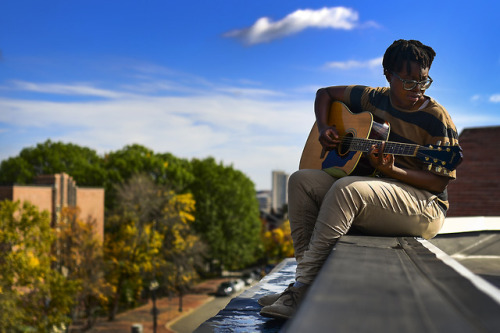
[382,39,436,75]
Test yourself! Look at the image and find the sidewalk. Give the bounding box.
[86,278,229,333]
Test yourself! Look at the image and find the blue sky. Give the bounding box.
[1,1,499,190]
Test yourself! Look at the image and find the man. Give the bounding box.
[259,39,460,319]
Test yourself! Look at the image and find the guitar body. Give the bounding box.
[299,102,390,178]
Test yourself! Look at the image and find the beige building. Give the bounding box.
[0,173,104,242]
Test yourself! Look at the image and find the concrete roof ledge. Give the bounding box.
[440,216,500,234]
[197,235,500,333]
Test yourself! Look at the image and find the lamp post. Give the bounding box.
[149,280,159,333]
[177,265,184,312]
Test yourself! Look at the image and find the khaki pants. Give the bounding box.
[289,169,445,285]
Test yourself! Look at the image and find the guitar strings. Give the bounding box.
[337,136,457,170]
[338,136,453,152]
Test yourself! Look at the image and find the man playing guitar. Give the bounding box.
[259,39,462,320]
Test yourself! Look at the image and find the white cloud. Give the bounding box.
[325,56,383,70]
[224,7,363,45]
[8,80,127,99]
[489,94,500,103]
[470,94,482,102]
[0,84,314,190]
[469,94,500,103]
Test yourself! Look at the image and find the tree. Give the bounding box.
[104,201,163,321]
[57,207,112,329]
[102,144,170,210]
[189,157,262,270]
[0,140,106,186]
[262,220,294,263]
[156,189,204,297]
[0,156,33,185]
[156,152,195,192]
[103,173,205,319]
[0,200,78,332]
[104,174,203,320]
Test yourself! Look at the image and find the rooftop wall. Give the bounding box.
[447,126,500,217]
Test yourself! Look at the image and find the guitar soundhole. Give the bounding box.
[339,133,353,156]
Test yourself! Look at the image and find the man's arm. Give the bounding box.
[314,86,348,151]
[317,87,451,193]
[369,142,451,193]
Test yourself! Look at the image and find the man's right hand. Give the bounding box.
[318,126,341,152]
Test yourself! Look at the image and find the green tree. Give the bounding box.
[189,157,262,270]
[0,156,33,185]
[0,140,106,186]
[102,144,169,209]
[157,152,195,192]
[0,200,78,332]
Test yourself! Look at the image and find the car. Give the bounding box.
[242,271,259,286]
[216,281,235,296]
[232,279,245,292]
[215,279,245,296]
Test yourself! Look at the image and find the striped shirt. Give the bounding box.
[344,85,460,211]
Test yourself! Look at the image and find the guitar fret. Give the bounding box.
[348,139,417,156]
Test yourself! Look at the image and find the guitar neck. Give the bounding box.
[349,138,419,157]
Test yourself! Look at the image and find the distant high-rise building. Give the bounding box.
[257,190,271,214]
[271,170,288,215]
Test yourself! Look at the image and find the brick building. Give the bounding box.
[0,173,104,242]
[447,126,500,217]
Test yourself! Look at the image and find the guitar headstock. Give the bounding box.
[417,142,463,174]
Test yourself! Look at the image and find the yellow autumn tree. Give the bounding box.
[105,210,163,320]
[0,200,78,332]
[56,207,112,329]
[262,220,295,263]
[104,174,203,320]
[157,191,203,295]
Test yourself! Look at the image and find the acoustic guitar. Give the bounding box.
[299,101,463,178]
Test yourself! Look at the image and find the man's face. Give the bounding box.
[388,61,430,110]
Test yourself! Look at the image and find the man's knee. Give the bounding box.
[288,169,327,192]
[288,170,305,190]
[331,176,368,192]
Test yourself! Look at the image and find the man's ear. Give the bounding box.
[384,69,391,83]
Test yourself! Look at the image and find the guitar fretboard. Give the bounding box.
[348,138,419,156]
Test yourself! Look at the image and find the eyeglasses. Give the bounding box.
[391,72,433,91]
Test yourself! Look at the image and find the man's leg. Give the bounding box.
[261,176,444,318]
[288,169,338,262]
[258,169,336,307]
[296,176,444,285]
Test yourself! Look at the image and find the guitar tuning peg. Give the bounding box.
[444,142,450,146]
[435,166,442,173]
[443,169,449,175]
[427,164,432,171]
[436,140,442,146]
